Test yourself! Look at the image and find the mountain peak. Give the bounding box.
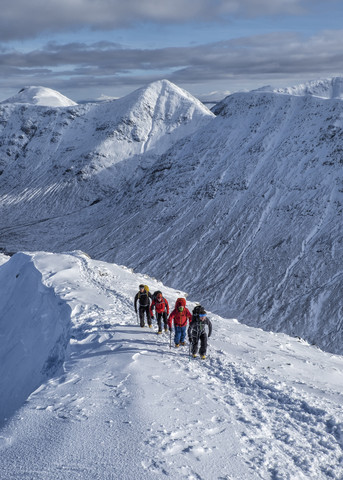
[1,86,77,107]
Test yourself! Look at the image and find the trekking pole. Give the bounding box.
[136,310,139,325]
[169,328,172,349]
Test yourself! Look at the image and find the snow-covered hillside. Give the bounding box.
[0,251,342,479]
[0,79,342,355]
[0,86,77,107]
[246,76,343,101]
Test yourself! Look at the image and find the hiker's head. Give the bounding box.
[139,284,145,291]
[178,306,184,312]
[157,293,162,301]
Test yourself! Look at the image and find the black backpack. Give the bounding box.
[192,305,206,317]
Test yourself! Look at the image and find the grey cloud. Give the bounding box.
[1,31,342,98]
[0,0,327,41]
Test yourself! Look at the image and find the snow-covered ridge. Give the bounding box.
[258,76,343,99]
[0,251,342,479]
[0,86,77,107]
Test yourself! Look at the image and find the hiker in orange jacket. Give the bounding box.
[167,298,192,347]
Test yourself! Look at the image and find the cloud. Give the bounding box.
[1,30,343,99]
[0,0,326,41]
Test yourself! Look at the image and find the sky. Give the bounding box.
[1,0,343,102]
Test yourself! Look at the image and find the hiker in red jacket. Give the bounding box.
[167,298,192,347]
[150,291,169,334]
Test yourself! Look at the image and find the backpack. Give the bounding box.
[138,284,150,299]
[192,305,205,315]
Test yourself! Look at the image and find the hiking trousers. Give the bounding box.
[139,305,151,327]
[156,312,168,332]
[191,332,208,356]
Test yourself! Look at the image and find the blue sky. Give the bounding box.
[1,0,343,102]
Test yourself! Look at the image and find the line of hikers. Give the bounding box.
[134,284,212,359]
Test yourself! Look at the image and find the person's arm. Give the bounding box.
[168,310,175,329]
[150,301,155,317]
[207,318,212,338]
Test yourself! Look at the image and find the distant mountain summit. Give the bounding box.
[1,86,77,107]
[273,77,343,99]
[212,76,343,115]
[252,77,343,99]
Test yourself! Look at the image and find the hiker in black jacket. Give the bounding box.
[134,285,153,328]
[188,305,212,359]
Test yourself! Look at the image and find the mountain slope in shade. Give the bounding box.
[0,83,342,355]
[0,86,78,107]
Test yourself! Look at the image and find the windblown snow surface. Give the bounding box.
[0,251,342,479]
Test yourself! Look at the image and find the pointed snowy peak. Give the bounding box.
[118,79,214,119]
[1,86,77,107]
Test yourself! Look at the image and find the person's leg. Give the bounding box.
[180,326,187,344]
[139,306,145,327]
[162,312,168,331]
[199,333,208,356]
[157,313,162,332]
[191,334,199,355]
[174,326,181,345]
[146,306,152,326]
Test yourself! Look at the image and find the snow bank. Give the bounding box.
[0,253,71,425]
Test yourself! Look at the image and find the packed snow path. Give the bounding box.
[0,252,342,479]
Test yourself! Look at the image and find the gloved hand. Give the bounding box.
[168,326,172,332]
[151,316,154,320]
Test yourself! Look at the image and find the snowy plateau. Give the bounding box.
[0,78,343,479]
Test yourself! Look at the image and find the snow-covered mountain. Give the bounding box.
[0,251,342,479]
[248,76,343,100]
[0,86,77,107]
[0,79,342,355]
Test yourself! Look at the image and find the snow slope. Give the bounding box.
[0,80,342,355]
[0,251,342,479]
[0,253,71,425]
[0,86,77,107]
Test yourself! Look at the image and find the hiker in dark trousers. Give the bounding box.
[150,291,169,334]
[188,305,212,359]
[134,284,152,328]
